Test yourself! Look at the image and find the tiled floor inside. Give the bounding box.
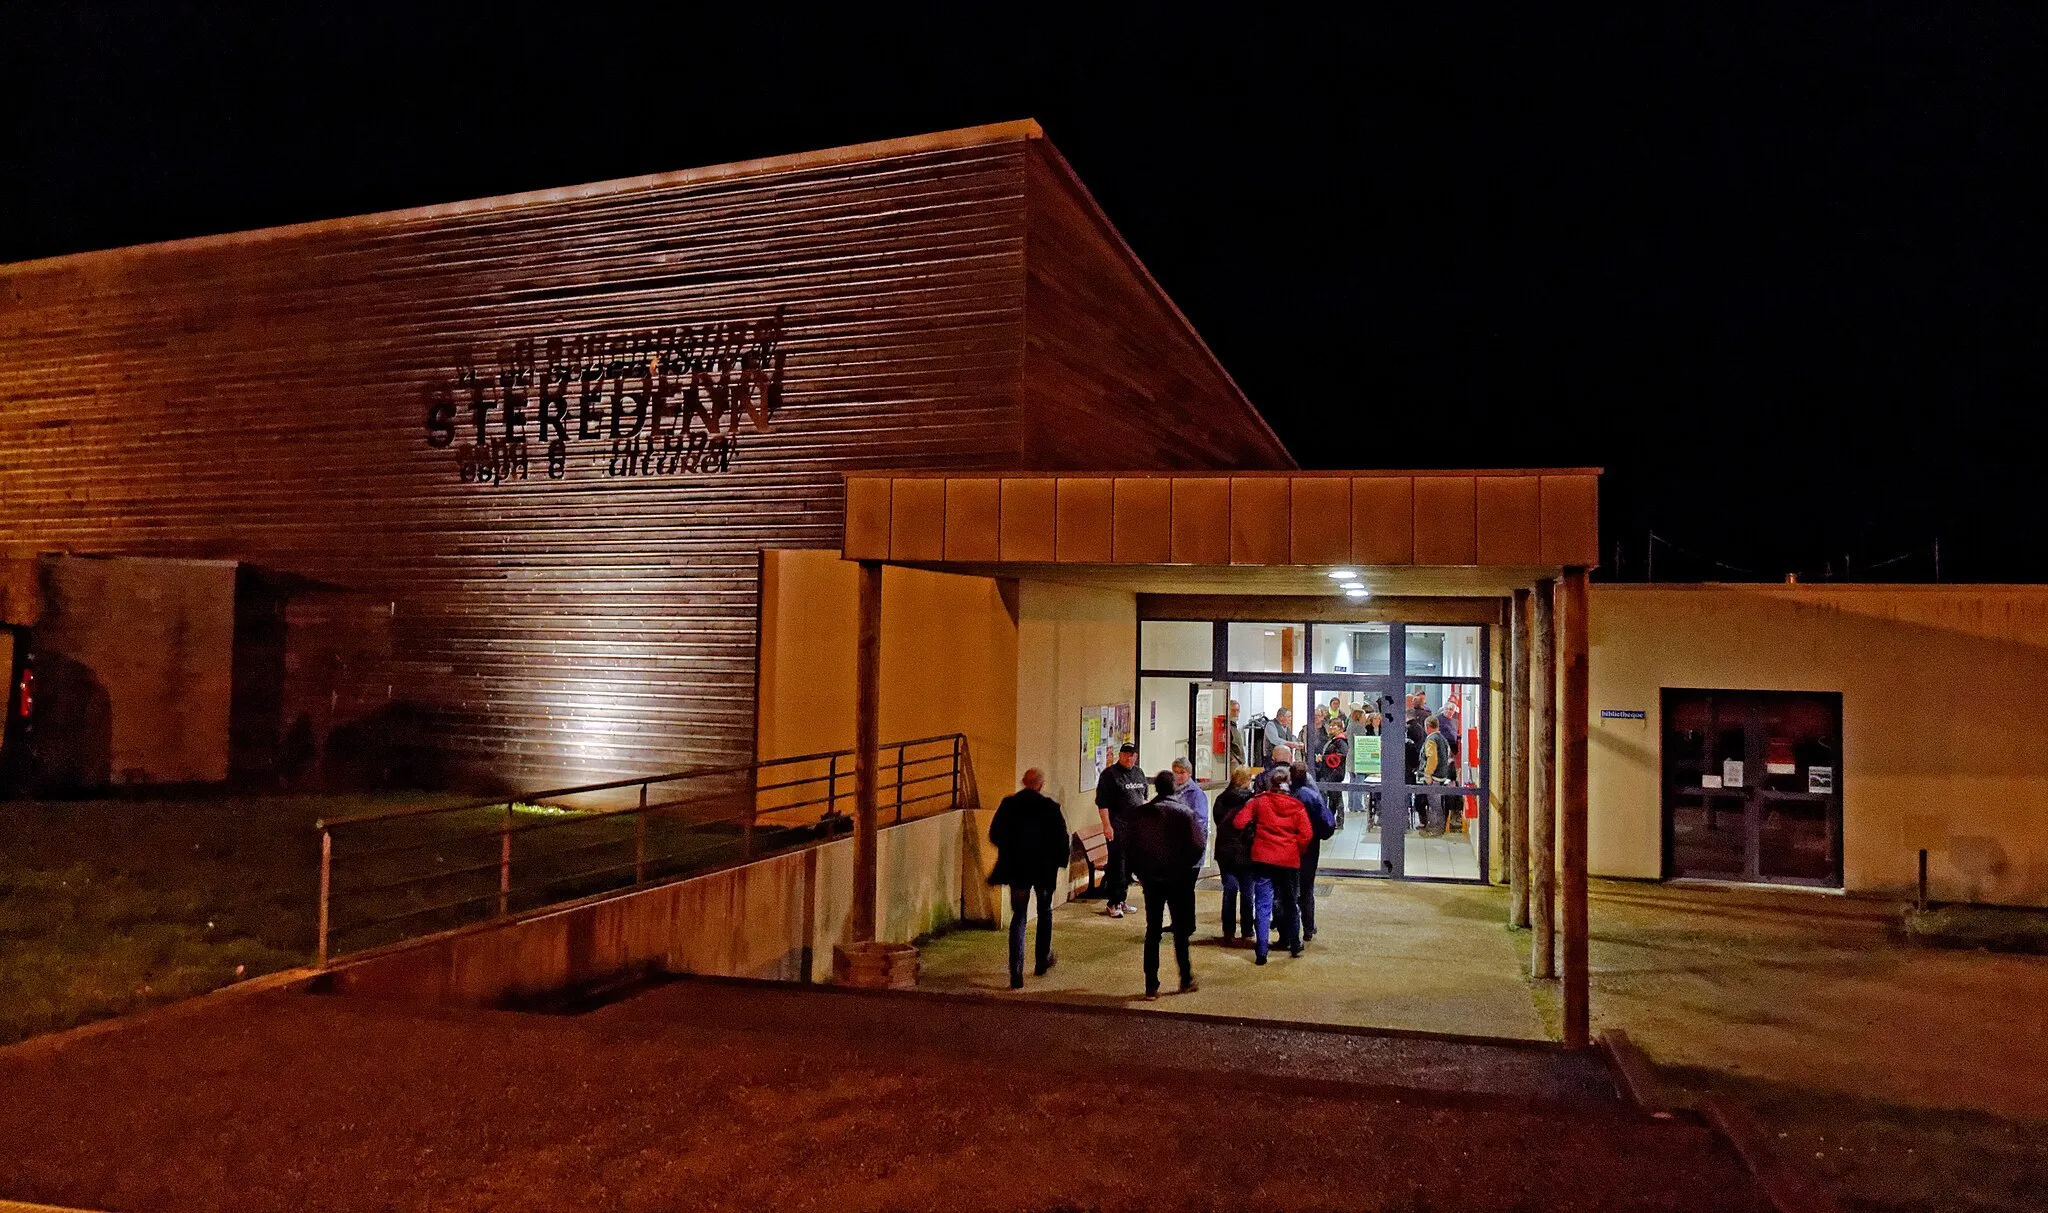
[1317,791,1482,879]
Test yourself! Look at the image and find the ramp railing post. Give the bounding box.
[635,782,648,883]
[499,804,512,917]
[951,734,961,808]
[317,828,332,966]
[743,764,757,860]
[895,743,905,824]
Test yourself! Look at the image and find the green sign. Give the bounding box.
[1353,735,1381,777]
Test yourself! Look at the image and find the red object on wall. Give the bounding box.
[1212,715,1227,755]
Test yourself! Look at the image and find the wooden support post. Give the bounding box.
[851,559,882,944]
[1531,578,1557,980]
[1559,566,1592,1048]
[1508,587,1532,930]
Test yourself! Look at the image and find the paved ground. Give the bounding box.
[0,979,1762,1213]
[920,876,1546,1039]
[1588,880,2048,1120]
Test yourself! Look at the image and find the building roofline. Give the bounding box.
[1,120,1046,274]
[845,468,1604,480]
[1595,581,2039,592]
[1027,139,1297,470]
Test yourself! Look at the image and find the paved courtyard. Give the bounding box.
[921,874,1546,1039]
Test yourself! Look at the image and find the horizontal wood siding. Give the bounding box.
[1,140,1034,788]
[1020,143,1293,471]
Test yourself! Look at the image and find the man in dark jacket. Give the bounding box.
[987,768,1069,989]
[1290,762,1337,943]
[1124,770,1207,998]
[1093,743,1149,918]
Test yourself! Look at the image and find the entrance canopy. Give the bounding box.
[841,470,1600,594]
[838,466,1599,1047]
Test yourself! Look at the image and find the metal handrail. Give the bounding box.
[316,732,966,964]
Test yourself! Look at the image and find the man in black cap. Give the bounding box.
[1093,742,1149,918]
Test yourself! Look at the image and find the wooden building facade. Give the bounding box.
[0,121,1292,790]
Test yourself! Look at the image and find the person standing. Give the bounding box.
[1419,716,1456,835]
[1170,757,1208,820]
[1232,769,1313,963]
[1125,770,1208,999]
[1290,761,1337,943]
[1093,743,1149,918]
[1210,766,1258,943]
[1263,706,1298,758]
[986,768,1069,989]
[1258,743,1294,791]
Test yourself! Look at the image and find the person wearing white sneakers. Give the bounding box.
[1093,743,1148,917]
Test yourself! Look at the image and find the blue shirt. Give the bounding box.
[1293,779,1335,839]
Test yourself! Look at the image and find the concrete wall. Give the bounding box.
[327,809,967,1007]
[1013,579,1138,907]
[29,555,236,787]
[757,550,1019,920]
[1590,585,2048,906]
[757,550,1019,802]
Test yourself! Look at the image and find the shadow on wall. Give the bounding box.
[22,650,112,793]
[324,701,466,792]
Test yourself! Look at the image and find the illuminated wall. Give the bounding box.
[1590,584,2048,906]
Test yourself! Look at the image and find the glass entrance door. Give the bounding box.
[1661,689,1843,887]
[1188,681,1231,786]
[1303,684,1397,875]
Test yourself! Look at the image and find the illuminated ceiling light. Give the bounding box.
[1341,581,1365,590]
[1326,569,1358,580]
[1263,630,1276,636]
[1345,589,1371,599]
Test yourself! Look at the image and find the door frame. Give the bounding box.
[1658,687,1845,888]
[1136,617,1492,885]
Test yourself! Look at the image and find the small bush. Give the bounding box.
[1901,904,2048,954]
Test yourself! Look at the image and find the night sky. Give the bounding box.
[5,5,2041,581]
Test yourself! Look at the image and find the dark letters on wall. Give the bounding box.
[422,309,787,485]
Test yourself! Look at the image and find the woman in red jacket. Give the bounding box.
[1231,770,1315,963]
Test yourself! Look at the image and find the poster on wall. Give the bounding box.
[1807,766,1834,794]
[1721,759,1745,788]
[1353,734,1382,778]
[1080,702,1132,794]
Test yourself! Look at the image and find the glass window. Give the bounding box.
[1404,682,1481,788]
[1226,622,1304,674]
[1140,620,1213,671]
[1231,681,1309,767]
[1404,625,1482,678]
[1311,622,1391,675]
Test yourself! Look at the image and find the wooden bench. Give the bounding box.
[1070,822,1110,897]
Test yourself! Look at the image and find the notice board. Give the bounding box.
[1080,702,1133,794]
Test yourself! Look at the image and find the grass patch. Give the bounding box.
[1658,1065,2048,1213]
[1901,903,2048,954]
[0,791,849,1045]
[0,792,423,1045]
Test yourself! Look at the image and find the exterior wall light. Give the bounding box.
[1327,569,1359,580]
[1345,589,1371,599]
